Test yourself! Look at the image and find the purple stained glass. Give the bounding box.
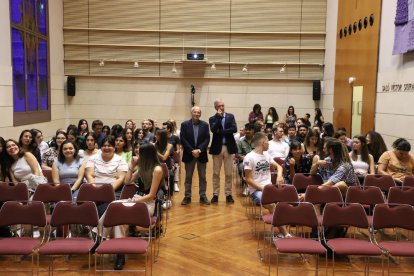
[12,29,26,112]
[26,34,38,111]
[10,0,23,25]
[38,39,48,110]
[37,0,47,35]
[25,0,36,31]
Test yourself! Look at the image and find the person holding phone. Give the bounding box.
[284,140,316,184]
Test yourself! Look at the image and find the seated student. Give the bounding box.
[52,140,86,198]
[267,126,290,159]
[334,130,351,152]
[284,140,315,184]
[244,132,292,238]
[42,130,67,170]
[302,128,321,157]
[296,124,308,143]
[310,138,358,198]
[99,143,163,270]
[349,135,375,184]
[366,130,388,164]
[85,136,128,201]
[114,133,132,164]
[236,123,255,174]
[286,124,297,144]
[378,138,414,185]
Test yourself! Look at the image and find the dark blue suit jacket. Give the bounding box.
[180,119,210,163]
[209,112,238,155]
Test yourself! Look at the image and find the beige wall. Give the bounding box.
[0,0,65,140]
[66,77,319,129]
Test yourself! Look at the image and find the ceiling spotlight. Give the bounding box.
[211,64,216,71]
[99,60,105,67]
[242,64,248,72]
[172,62,177,73]
[279,64,286,73]
[133,61,139,68]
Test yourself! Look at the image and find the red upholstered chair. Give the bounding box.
[38,201,99,274]
[120,184,139,200]
[0,182,29,201]
[76,183,115,203]
[0,201,46,274]
[364,174,396,193]
[372,203,414,275]
[271,202,327,276]
[292,173,323,193]
[257,184,298,261]
[304,185,343,225]
[402,175,414,187]
[387,186,414,205]
[322,203,383,275]
[42,169,53,183]
[345,186,385,227]
[95,201,152,274]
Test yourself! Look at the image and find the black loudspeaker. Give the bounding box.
[313,80,321,101]
[187,53,204,60]
[67,76,76,96]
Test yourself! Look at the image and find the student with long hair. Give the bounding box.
[18,129,41,165]
[31,129,49,156]
[108,143,164,270]
[77,119,89,136]
[284,140,314,184]
[366,131,388,163]
[83,132,100,161]
[42,130,67,170]
[265,107,279,130]
[154,129,174,207]
[378,138,414,184]
[124,119,136,131]
[52,140,86,197]
[122,127,134,152]
[311,138,358,196]
[349,135,375,184]
[314,108,324,128]
[248,103,264,123]
[302,128,321,157]
[285,105,297,126]
[114,133,132,164]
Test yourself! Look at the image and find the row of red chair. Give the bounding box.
[270,201,414,275]
[0,200,152,274]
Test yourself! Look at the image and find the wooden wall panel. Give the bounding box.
[334,0,381,134]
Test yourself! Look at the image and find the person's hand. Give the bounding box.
[289,158,295,166]
[192,149,200,158]
[217,109,224,117]
[276,176,284,185]
[130,156,139,167]
[318,160,328,168]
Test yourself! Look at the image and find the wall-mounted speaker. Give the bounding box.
[67,76,76,96]
[313,80,321,101]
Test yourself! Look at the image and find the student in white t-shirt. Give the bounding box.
[244,132,291,238]
[266,126,289,159]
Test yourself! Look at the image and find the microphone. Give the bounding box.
[191,84,196,94]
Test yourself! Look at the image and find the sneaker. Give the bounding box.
[242,187,249,196]
[199,196,210,205]
[33,230,41,239]
[181,197,191,205]
[174,183,180,192]
[226,195,235,204]
[162,200,172,210]
[210,195,219,204]
[284,233,294,238]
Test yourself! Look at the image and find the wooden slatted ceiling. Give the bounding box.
[63,0,326,80]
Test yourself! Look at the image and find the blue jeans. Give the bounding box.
[250,190,263,205]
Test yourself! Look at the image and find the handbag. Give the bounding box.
[24,174,48,192]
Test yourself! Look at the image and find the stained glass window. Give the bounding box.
[10,0,50,125]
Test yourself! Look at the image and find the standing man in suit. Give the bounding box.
[209,99,238,204]
[180,106,211,205]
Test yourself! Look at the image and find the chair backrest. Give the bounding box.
[32,183,73,203]
[102,201,151,228]
[0,201,46,227]
[345,186,385,206]
[50,201,99,227]
[304,185,343,205]
[387,186,414,205]
[402,175,414,187]
[292,173,323,192]
[373,203,414,231]
[76,183,115,203]
[364,174,395,192]
[0,182,29,201]
[120,184,139,200]
[261,184,298,206]
[273,202,319,228]
[322,202,369,229]
[42,169,53,183]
